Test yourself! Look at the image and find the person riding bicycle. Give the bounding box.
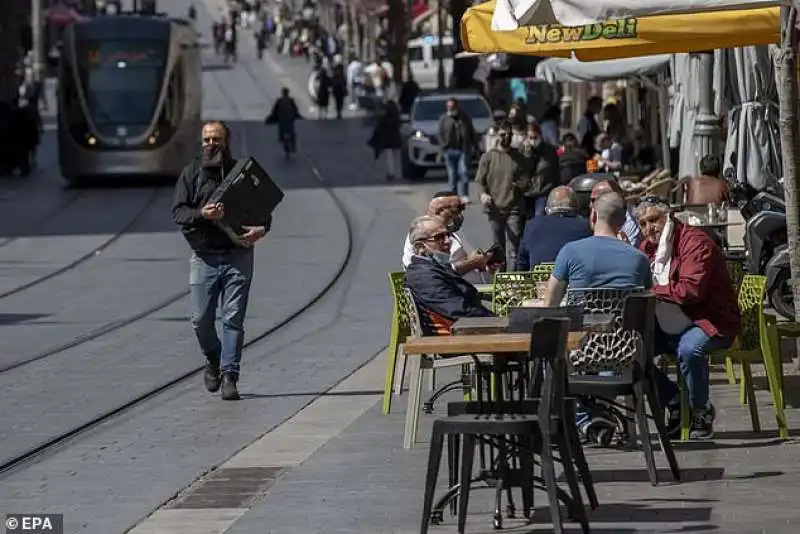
[265,87,302,149]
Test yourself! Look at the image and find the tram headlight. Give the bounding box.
[87,135,97,146]
[147,135,157,145]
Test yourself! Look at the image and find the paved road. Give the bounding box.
[0,2,492,533]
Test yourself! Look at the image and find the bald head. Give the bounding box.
[545,186,579,215]
[427,194,462,216]
[591,191,627,230]
[591,179,623,199]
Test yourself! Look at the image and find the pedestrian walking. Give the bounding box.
[171,121,270,401]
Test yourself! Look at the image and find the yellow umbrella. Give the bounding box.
[461,1,780,61]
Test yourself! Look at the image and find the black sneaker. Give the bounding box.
[689,404,715,440]
[203,362,221,393]
[221,372,240,401]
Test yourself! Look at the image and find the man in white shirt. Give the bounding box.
[402,192,493,283]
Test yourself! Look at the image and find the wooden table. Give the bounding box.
[403,331,584,355]
[450,314,615,336]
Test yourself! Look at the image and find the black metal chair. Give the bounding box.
[419,317,591,534]
[568,293,681,485]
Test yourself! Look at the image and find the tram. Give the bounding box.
[57,14,202,182]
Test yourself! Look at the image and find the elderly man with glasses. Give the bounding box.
[402,192,495,283]
[636,196,741,440]
[404,215,494,335]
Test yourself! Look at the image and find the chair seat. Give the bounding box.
[434,413,542,435]
[568,374,633,397]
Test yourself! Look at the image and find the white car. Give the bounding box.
[401,92,495,180]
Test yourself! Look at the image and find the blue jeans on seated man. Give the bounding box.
[190,248,254,378]
[652,325,733,411]
[574,370,618,444]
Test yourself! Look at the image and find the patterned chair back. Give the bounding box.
[725,259,746,295]
[530,262,555,283]
[389,272,411,339]
[566,286,648,373]
[402,287,424,337]
[737,275,767,352]
[491,263,556,316]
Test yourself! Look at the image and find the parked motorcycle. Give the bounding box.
[726,169,793,319]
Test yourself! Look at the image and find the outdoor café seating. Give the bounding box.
[419,317,591,534]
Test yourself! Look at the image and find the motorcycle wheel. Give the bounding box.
[769,269,796,320]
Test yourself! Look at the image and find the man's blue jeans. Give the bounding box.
[652,325,733,410]
[443,149,469,198]
[189,249,254,378]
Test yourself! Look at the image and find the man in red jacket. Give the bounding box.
[636,196,741,440]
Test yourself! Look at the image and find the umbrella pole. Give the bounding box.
[31,0,44,84]
[691,51,720,173]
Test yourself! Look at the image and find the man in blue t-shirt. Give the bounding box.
[541,191,651,445]
[516,186,591,271]
[543,191,652,303]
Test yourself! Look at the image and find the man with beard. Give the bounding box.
[172,121,269,401]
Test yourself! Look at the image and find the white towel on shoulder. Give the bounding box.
[651,218,693,334]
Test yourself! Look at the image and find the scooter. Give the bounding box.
[727,169,793,319]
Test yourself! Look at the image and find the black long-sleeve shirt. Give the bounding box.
[171,158,272,253]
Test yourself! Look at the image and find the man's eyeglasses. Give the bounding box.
[424,231,451,243]
[203,136,223,143]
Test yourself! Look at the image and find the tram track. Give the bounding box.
[0,60,357,477]
[0,190,84,249]
[0,187,164,300]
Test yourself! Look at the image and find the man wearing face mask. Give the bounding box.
[521,122,560,219]
[476,120,531,268]
[404,215,494,335]
[438,98,476,205]
[401,192,494,283]
[172,120,269,401]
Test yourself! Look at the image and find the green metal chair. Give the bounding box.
[722,259,746,385]
[673,275,788,440]
[491,263,555,317]
[383,272,411,414]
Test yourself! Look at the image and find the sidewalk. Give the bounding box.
[223,361,800,533]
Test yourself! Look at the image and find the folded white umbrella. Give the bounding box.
[492,0,785,30]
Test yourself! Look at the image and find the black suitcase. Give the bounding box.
[208,157,285,246]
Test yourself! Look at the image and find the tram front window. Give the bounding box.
[77,39,167,134]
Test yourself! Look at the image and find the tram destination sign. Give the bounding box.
[80,40,166,68]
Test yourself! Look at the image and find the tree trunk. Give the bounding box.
[774,7,800,367]
[0,0,23,104]
[387,0,407,86]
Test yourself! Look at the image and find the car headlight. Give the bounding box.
[413,130,429,142]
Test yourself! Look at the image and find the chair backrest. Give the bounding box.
[726,259,746,295]
[621,293,656,379]
[388,272,411,338]
[530,262,555,283]
[401,287,424,337]
[529,317,571,420]
[737,274,767,351]
[492,271,538,316]
[566,286,647,373]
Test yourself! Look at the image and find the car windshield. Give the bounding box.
[412,97,491,122]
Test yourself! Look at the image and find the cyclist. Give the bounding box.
[265,87,302,152]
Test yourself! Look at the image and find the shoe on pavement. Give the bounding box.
[203,361,221,393]
[221,372,240,401]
